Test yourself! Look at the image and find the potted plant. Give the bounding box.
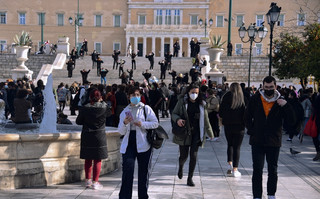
[13,31,32,70]
[207,35,226,72]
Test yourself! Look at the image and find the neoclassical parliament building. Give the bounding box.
[0,0,319,57]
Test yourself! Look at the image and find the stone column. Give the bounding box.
[179,37,183,57]
[188,37,191,57]
[134,37,138,53]
[160,37,164,57]
[152,37,156,55]
[170,37,173,54]
[143,37,147,57]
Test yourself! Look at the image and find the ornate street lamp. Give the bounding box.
[266,2,281,76]
[198,18,213,38]
[69,0,84,54]
[238,23,268,87]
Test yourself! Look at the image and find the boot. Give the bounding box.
[177,165,183,179]
[313,152,320,161]
[187,176,195,187]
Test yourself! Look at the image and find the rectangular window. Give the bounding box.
[165,9,171,25]
[0,40,7,52]
[114,15,121,27]
[235,43,242,55]
[236,15,243,27]
[57,14,64,26]
[190,15,198,25]
[216,15,223,27]
[38,13,45,25]
[255,43,262,55]
[277,14,284,26]
[174,9,180,25]
[298,13,305,26]
[95,15,102,27]
[256,15,263,26]
[113,42,120,51]
[95,42,102,54]
[139,15,146,25]
[0,12,7,24]
[156,9,162,25]
[19,13,26,25]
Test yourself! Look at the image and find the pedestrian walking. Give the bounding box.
[189,38,195,57]
[245,76,295,199]
[96,57,103,76]
[118,87,159,199]
[145,52,155,70]
[205,88,220,141]
[100,68,109,85]
[171,83,214,186]
[82,38,88,55]
[80,69,90,84]
[57,82,69,112]
[91,50,99,69]
[286,90,304,141]
[66,58,75,78]
[118,59,125,77]
[227,42,233,56]
[112,50,121,70]
[219,83,246,177]
[173,40,180,57]
[165,51,173,71]
[76,89,109,190]
[131,51,137,70]
[159,60,166,80]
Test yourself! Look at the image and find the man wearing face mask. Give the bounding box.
[171,83,213,187]
[245,76,295,199]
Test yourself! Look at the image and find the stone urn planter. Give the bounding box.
[207,48,224,72]
[58,37,69,43]
[16,46,30,70]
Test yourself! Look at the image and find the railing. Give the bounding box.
[125,24,201,31]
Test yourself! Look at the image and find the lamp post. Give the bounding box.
[266,2,281,76]
[198,18,213,38]
[69,0,83,55]
[238,23,268,87]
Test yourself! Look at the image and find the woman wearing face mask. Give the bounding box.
[118,87,159,199]
[171,83,214,186]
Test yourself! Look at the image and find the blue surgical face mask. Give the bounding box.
[130,96,141,105]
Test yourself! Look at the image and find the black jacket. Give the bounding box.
[245,91,295,147]
[219,91,245,130]
[76,102,108,160]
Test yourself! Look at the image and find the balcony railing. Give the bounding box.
[234,47,270,57]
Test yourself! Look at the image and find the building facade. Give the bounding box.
[0,0,319,56]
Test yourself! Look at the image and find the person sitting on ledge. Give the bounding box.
[12,88,32,123]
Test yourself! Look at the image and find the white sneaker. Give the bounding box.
[233,170,241,177]
[268,196,276,199]
[85,179,92,188]
[92,182,103,190]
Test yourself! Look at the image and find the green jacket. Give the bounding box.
[171,96,214,147]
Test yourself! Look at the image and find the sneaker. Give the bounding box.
[233,170,241,177]
[227,169,233,177]
[92,182,103,190]
[213,137,220,142]
[85,179,92,188]
[286,138,292,141]
[268,195,276,199]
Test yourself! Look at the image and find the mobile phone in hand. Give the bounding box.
[125,111,133,118]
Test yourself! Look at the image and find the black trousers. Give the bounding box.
[149,61,154,70]
[178,132,200,178]
[208,111,220,137]
[252,145,280,198]
[173,50,178,57]
[132,60,136,70]
[160,71,166,79]
[113,59,118,69]
[119,131,152,199]
[224,125,244,167]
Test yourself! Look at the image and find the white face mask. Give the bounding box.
[189,93,198,101]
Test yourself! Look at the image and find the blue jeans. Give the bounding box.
[252,145,280,198]
[119,131,152,199]
[101,76,106,85]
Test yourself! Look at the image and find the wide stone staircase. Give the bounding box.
[51,55,193,88]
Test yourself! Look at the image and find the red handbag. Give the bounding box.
[303,115,318,138]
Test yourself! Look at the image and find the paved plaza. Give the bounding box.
[0,115,319,199]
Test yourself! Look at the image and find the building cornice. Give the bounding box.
[128,2,209,9]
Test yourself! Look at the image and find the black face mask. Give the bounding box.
[264,89,275,97]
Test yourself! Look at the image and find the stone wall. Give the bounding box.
[0,54,55,80]
[218,56,270,83]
